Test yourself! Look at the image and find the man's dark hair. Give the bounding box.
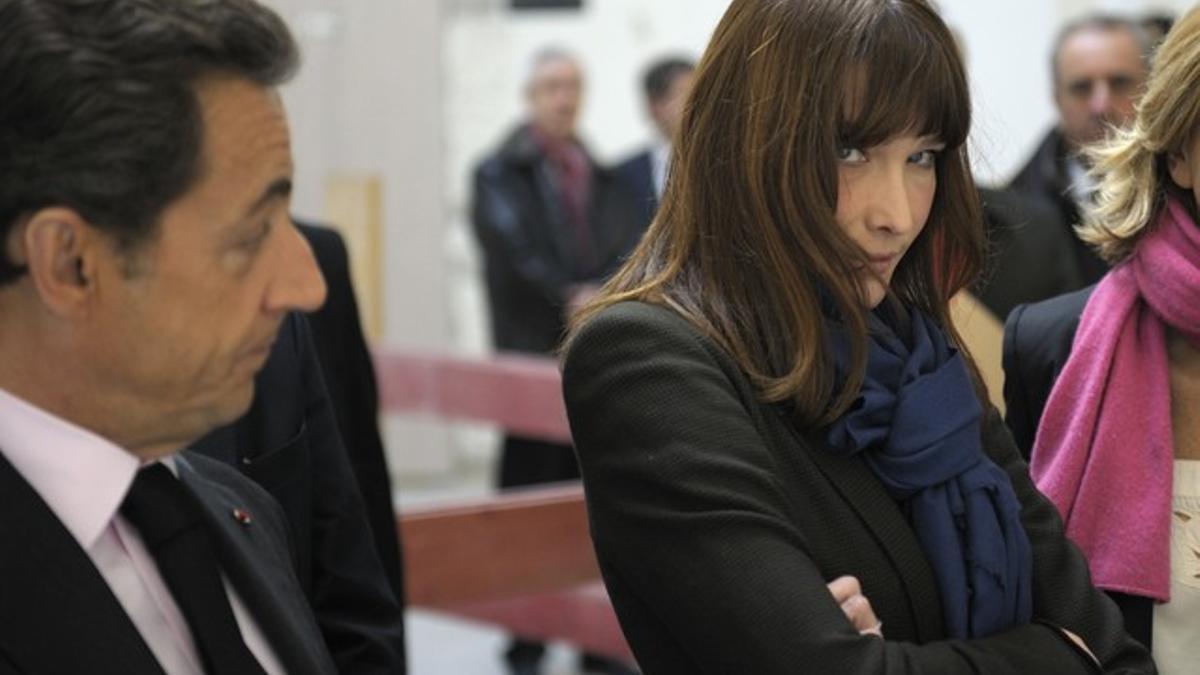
[1050,14,1150,87]
[1141,13,1175,47]
[642,56,695,104]
[0,0,299,285]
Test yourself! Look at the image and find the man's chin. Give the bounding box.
[200,381,257,434]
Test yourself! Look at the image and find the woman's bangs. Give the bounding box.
[839,11,969,150]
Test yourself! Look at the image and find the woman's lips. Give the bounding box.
[867,254,897,276]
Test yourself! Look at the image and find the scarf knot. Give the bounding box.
[826,305,1033,638]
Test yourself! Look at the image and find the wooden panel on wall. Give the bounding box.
[325,174,383,341]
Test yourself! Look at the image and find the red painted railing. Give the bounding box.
[374,348,632,662]
[375,350,570,443]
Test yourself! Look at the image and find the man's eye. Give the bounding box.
[1068,80,1093,98]
[241,221,272,251]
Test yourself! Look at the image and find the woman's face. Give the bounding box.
[835,133,944,307]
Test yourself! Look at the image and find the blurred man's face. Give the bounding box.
[1054,27,1146,149]
[650,70,693,143]
[527,57,582,141]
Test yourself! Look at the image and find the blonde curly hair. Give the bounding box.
[1081,6,1200,263]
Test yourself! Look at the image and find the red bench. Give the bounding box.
[375,349,633,663]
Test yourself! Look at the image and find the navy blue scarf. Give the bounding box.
[825,303,1032,638]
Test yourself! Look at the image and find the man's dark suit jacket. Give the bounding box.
[562,301,1152,674]
[472,123,644,356]
[473,124,644,492]
[0,450,336,674]
[1009,128,1109,285]
[1002,286,1155,649]
[614,148,657,232]
[192,312,405,674]
[974,187,1089,320]
[296,222,405,608]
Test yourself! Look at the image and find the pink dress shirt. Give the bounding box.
[0,387,286,675]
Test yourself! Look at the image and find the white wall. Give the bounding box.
[268,0,455,478]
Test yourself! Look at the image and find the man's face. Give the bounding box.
[650,70,694,142]
[1054,27,1146,148]
[527,58,583,141]
[86,76,326,456]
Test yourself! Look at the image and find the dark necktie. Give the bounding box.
[120,463,268,675]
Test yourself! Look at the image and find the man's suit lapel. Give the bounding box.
[0,452,166,675]
[176,454,336,675]
[782,423,947,642]
[630,151,657,222]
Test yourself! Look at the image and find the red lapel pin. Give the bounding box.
[232,508,253,526]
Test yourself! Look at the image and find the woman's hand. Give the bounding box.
[1060,628,1100,667]
[827,576,883,638]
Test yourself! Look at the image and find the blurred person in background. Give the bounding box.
[470,47,641,675]
[616,56,695,231]
[1142,12,1175,49]
[296,220,406,614]
[1009,15,1149,286]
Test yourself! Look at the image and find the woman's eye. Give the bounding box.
[910,149,941,167]
[838,146,866,163]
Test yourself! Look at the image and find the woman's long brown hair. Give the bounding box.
[566,0,985,429]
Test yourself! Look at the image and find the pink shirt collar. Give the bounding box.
[0,387,141,550]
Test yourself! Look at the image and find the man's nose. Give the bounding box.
[1089,81,1114,116]
[265,224,328,315]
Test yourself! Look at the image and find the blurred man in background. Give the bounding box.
[471,47,640,675]
[1009,15,1149,285]
[616,56,694,231]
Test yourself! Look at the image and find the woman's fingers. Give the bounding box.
[826,575,862,604]
[827,576,884,637]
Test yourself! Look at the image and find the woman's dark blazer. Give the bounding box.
[562,301,1152,674]
[1002,286,1154,650]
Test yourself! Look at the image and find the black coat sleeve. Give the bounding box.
[1002,302,1039,461]
[290,316,407,675]
[1001,288,1090,463]
[297,222,406,610]
[562,304,1152,675]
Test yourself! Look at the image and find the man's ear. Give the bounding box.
[1168,151,1195,191]
[19,207,105,317]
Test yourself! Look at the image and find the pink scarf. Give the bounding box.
[1031,196,1200,603]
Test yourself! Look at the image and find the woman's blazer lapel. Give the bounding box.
[778,418,947,643]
